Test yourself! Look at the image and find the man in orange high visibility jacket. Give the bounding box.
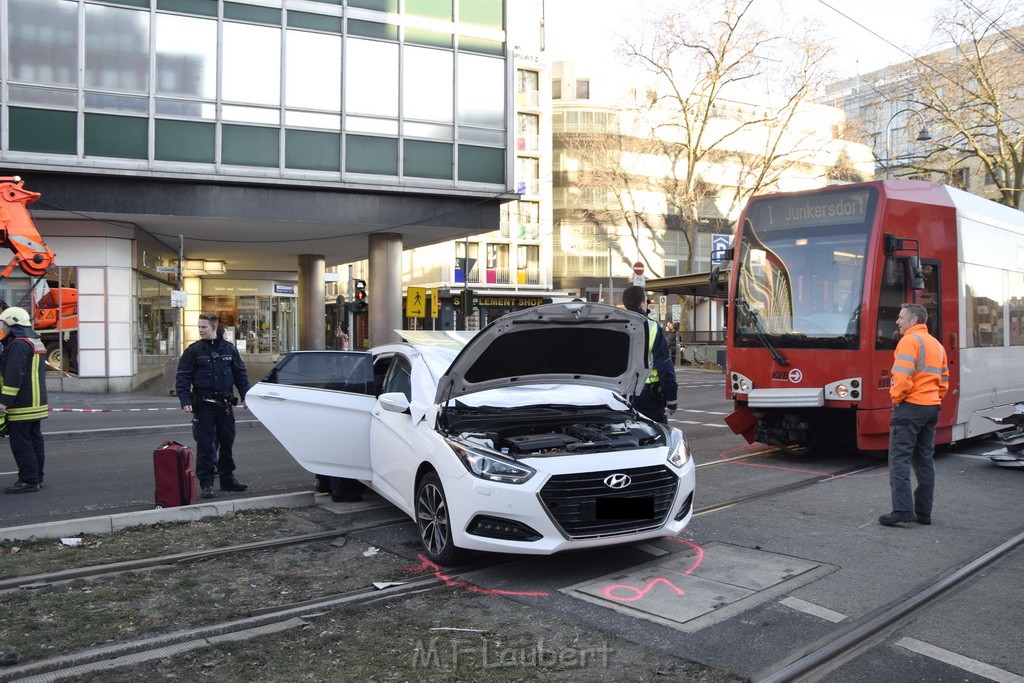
[879,303,949,527]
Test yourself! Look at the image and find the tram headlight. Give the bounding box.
[835,384,848,398]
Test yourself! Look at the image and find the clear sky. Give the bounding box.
[512,0,947,100]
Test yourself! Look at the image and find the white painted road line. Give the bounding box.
[896,637,1024,683]
[779,597,847,623]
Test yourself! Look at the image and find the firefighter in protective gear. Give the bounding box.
[0,306,48,494]
[879,303,949,527]
[621,285,678,424]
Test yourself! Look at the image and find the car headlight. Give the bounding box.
[667,427,690,468]
[446,439,536,484]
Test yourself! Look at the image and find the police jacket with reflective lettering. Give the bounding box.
[176,337,250,408]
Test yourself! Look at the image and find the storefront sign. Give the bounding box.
[274,284,297,295]
[476,296,548,308]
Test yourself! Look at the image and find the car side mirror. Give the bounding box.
[379,392,411,414]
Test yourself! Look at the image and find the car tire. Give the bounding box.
[415,471,465,566]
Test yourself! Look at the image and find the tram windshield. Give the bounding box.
[733,187,877,350]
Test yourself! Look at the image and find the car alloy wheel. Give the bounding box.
[415,472,464,565]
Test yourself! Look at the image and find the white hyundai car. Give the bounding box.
[247,302,696,564]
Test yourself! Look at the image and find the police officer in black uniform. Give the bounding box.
[176,312,250,498]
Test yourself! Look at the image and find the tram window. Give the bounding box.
[964,263,1006,348]
[875,256,905,350]
[1011,273,1024,347]
[917,263,941,340]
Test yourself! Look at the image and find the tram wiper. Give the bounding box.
[736,297,790,366]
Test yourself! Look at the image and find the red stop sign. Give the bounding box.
[632,262,645,276]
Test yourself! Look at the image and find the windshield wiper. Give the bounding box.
[736,297,790,366]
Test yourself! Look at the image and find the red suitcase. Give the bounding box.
[153,440,196,508]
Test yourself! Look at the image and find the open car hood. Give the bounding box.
[434,301,651,405]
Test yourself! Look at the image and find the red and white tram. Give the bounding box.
[721,180,1024,452]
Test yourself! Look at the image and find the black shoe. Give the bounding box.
[201,486,216,499]
[5,481,40,494]
[879,512,915,526]
[916,515,932,525]
[220,478,248,492]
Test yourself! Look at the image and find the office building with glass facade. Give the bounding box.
[0,0,514,390]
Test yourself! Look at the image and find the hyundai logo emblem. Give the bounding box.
[604,473,631,489]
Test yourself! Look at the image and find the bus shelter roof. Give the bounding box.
[644,270,729,299]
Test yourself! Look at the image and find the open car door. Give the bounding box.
[247,351,376,480]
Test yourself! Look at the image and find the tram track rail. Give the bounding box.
[755,526,1024,682]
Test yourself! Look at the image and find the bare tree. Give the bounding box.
[617,0,837,275]
[900,0,1024,207]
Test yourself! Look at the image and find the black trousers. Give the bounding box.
[192,401,237,487]
[8,420,45,486]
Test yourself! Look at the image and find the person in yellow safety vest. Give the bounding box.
[621,285,678,424]
[879,303,949,527]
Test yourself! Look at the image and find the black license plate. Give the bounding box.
[596,496,655,520]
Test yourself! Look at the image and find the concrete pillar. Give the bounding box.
[368,233,403,346]
[297,254,326,350]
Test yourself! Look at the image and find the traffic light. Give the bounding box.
[462,288,474,318]
[352,279,368,312]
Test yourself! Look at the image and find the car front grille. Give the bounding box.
[538,465,679,538]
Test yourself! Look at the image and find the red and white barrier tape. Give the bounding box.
[49,407,181,413]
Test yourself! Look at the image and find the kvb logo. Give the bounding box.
[771,368,803,382]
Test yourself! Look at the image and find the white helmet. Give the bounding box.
[0,306,31,327]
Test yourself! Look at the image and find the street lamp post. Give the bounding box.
[884,108,932,178]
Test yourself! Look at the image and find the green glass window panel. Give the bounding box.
[105,0,149,8]
[224,2,281,25]
[406,0,451,21]
[347,19,398,41]
[85,113,147,159]
[156,0,217,17]
[286,130,341,171]
[404,140,452,179]
[405,28,452,48]
[223,125,280,167]
[288,12,343,33]
[459,145,504,184]
[347,0,397,10]
[346,135,398,175]
[155,120,215,163]
[8,108,76,155]
[458,36,504,56]
[308,0,342,4]
[459,0,502,29]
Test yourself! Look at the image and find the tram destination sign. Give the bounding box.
[756,190,871,230]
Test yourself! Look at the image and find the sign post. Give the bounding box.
[632,261,645,287]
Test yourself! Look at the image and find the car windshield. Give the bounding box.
[734,187,877,350]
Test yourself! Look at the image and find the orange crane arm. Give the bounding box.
[0,176,56,278]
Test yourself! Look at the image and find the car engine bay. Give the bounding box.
[451,416,665,457]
